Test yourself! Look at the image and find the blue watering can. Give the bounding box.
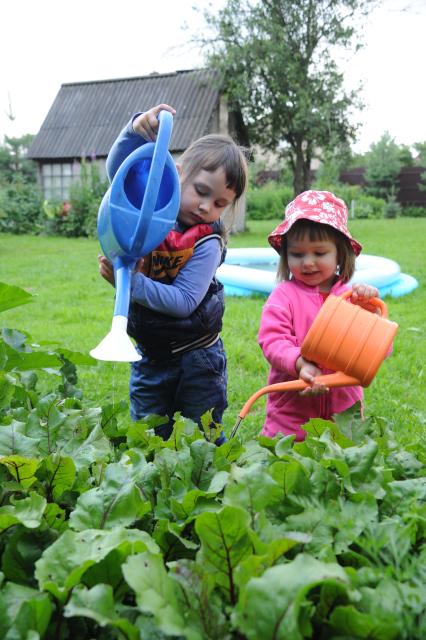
[90,110,181,362]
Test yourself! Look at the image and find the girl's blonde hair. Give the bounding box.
[277,219,356,283]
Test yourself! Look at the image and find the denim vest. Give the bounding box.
[127,221,226,355]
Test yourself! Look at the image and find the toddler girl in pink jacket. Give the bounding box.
[258,190,379,440]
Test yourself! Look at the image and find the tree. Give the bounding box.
[365,131,402,200]
[0,134,42,234]
[413,141,426,192]
[414,141,426,165]
[0,134,37,183]
[196,0,378,195]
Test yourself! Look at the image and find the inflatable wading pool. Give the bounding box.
[217,248,418,298]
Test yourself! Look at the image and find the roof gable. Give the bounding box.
[28,69,222,160]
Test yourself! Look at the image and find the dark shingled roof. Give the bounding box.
[28,68,222,160]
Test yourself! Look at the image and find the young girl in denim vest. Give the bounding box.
[258,190,380,441]
[99,104,248,444]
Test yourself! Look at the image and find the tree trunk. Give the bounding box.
[293,141,305,196]
[292,140,313,195]
[303,145,313,192]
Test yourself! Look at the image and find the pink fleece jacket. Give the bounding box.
[258,278,363,440]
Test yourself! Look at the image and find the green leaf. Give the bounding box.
[100,400,128,437]
[233,554,349,639]
[284,500,335,556]
[0,492,46,532]
[153,518,199,557]
[269,459,311,497]
[190,439,217,490]
[333,494,378,555]
[170,487,221,523]
[123,552,195,638]
[275,434,296,456]
[0,372,15,409]
[69,462,151,531]
[195,505,252,603]
[42,503,67,532]
[169,558,229,638]
[2,328,28,350]
[223,463,282,515]
[0,581,52,638]
[0,421,40,457]
[0,455,39,488]
[329,605,401,639]
[42,345,96,366]
[0,281,34,313]
[64,584,139,640]
[387,477,426,503]
[60,423,112,470]
[35,527,159,603]
[214,436,245,464]
[37,454,76,501]
[2,528,57,585]
[4,346,62,372]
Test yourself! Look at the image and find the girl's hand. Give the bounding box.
[98,255,115,286]
[132,104,176,141]
[296,356,329,397]
[350,283,380,313]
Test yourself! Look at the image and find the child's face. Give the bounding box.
[177,167,236,227]
[287,232,338,292]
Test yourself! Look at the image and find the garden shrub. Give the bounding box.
[44,161,107,238]
[0,179,44,234]
[401,205,426,217]
[351,194,386,219]
[384,195,401,219]
[246,182,293,220]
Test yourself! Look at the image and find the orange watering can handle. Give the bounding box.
[340,289,387,318]
[230,371,360,438]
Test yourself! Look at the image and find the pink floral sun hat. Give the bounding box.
[268,190,362,256]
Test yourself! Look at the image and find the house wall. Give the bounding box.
[35,95,248,233]
[36,158,107,201]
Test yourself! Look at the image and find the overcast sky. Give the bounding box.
[1,0,425,153]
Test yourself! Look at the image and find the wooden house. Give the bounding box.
[27,68,248,204]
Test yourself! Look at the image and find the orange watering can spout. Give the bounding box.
[230,372,360,438]
[231,290,398,438]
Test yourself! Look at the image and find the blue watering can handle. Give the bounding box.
[130,110,173,252]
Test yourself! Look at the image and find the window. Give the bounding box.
[41,159,107,201]
[41,162,81,200]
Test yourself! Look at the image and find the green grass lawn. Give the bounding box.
[1,217,425,444]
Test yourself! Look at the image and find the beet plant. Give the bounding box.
[0,281,425,639]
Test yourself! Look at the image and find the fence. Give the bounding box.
[339,167,426,206]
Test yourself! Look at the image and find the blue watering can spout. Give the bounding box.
[90,110,180,362]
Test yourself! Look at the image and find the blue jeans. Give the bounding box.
[129,338,228,444]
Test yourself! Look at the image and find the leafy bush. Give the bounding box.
[1,281,425,639]
[0,179,44,234]
[401,205,426,217]
[384,195,401,219]
[246,182,293,220]
[44,161,107,238]
[351,194,386,219]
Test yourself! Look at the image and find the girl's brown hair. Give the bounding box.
[277,219,356,283]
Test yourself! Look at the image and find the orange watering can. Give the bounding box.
[231,290,398,437]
